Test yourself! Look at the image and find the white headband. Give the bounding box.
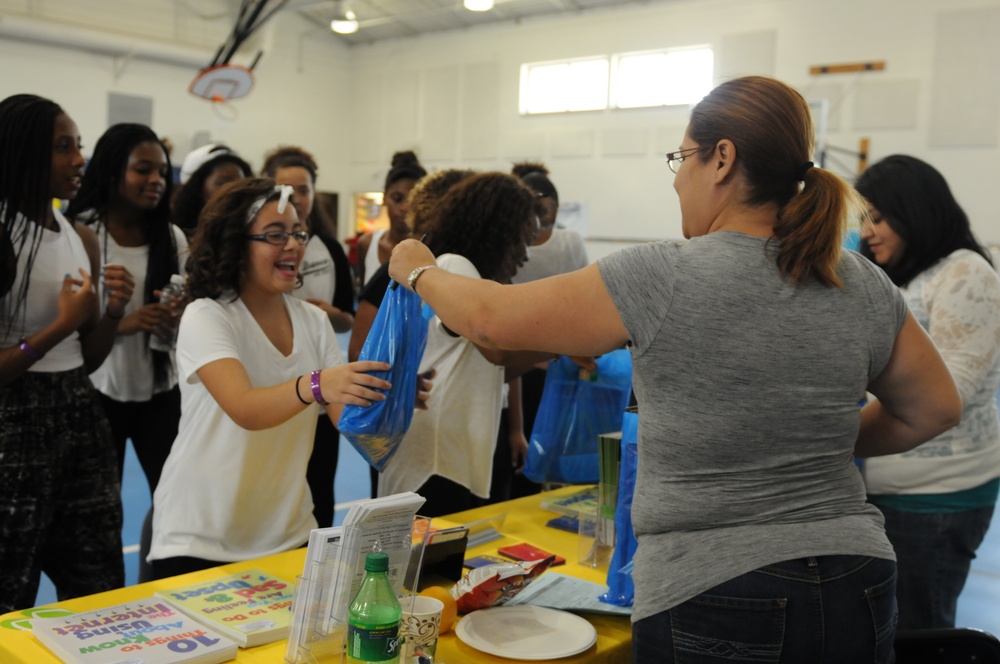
[246,184,294,226]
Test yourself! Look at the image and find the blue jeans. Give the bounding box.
[878,504,994,629]
[632,555,897,663]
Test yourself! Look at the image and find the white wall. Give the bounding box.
[0,3,353,210]
[337,0,1000,258]
[2,0,1000,254]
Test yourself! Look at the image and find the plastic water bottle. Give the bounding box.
[149,274,185,352]
[346,552,401,664]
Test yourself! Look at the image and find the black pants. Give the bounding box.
[307,413,341,528]
[414,475,485,518]
[0,368,124,611]
[100,386,180,494]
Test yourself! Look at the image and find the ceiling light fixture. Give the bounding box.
[330,1,359,34]
[464,0,494,11]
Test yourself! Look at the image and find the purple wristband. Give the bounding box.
[18,338,44,362]
[310,370,329,406]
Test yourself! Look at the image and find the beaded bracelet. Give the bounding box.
[17,338,44,362]
[294,375,310,405]
[310,370,329,406]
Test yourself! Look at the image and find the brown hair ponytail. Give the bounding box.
[773,166,863,287]
[689,76,863,287]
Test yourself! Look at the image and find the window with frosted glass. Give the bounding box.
[612,47,713,109]
[520,58,609,114]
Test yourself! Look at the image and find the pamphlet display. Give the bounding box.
[284,492,428,664]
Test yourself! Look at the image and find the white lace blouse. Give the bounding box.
[864,249,1000,495]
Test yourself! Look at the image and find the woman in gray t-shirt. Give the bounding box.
[388,76,961,663]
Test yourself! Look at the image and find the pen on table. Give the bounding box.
[390,233,429,290]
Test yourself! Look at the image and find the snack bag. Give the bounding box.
[450,557,554,614]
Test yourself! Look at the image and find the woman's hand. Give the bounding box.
[510,428,528,473]
[56,269,98,333]
[415,368,435,410]
[320,361,392,406]
[101,263,135,320]
[388,239,437,290]
[119,301,176,338]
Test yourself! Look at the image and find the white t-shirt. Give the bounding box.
[294,236,335,303]
[0,206,89,372]
[149,293,342,563]
[378,254,505,499]
[362,228,387,286]
[511,228,589,284]
[90,224,189,401]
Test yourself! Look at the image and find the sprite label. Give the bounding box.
[347,620,401,662]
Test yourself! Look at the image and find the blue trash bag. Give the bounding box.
[337,281,428,471]
[600,408,638,607]
[523,349,633,484]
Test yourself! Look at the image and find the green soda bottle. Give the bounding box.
[346,552,402,664]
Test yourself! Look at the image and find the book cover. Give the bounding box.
[31,597,237,664]
[497,543,566,566]
[539,485,600,517]
[155,569,294,648]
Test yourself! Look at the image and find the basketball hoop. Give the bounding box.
[189,64,255,102]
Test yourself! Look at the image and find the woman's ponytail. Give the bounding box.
[773,166,864,287]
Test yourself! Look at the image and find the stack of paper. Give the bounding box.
[322,492,426,632]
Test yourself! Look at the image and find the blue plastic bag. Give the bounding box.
[337,282,428,471]
[600,408,638,607]
[524,349,632,484]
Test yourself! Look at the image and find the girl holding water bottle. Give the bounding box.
[67,123,189,493]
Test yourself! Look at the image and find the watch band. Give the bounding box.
[407,265,437,291]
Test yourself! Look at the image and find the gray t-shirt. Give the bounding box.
[598,231,906,621]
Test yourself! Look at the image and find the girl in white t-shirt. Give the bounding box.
[0,94,136,611]
[148,178,415,579]
[377,172,555,516]
[67,123,189,493]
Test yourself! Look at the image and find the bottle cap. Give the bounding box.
[169,274,185,285]
[364,551,389,572]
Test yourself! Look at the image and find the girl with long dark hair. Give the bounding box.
[857,155,1000,629]
[0,94,134,611]
[66,123,188,492]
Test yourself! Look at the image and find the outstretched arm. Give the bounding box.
[388,239,628,357]
[196,358,391,431]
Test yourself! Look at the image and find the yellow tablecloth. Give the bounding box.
[0,487,631,663]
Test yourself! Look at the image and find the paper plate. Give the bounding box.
[455,605,597,660]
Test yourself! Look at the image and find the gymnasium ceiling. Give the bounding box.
[292,0,678,46]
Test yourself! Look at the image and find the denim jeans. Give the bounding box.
[878,504,995,629]
[632,555,897,664]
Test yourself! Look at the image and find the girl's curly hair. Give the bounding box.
[425,172,535,283]
[185,177,288,300]
[407,168,476,235]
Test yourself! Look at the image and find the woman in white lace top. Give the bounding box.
[857,154,1000,629]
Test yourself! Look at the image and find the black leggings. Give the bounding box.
[100,386,180,494]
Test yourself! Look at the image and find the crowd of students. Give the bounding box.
[1,77,998,662]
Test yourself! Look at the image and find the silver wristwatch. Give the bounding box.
[407,265,437,290]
